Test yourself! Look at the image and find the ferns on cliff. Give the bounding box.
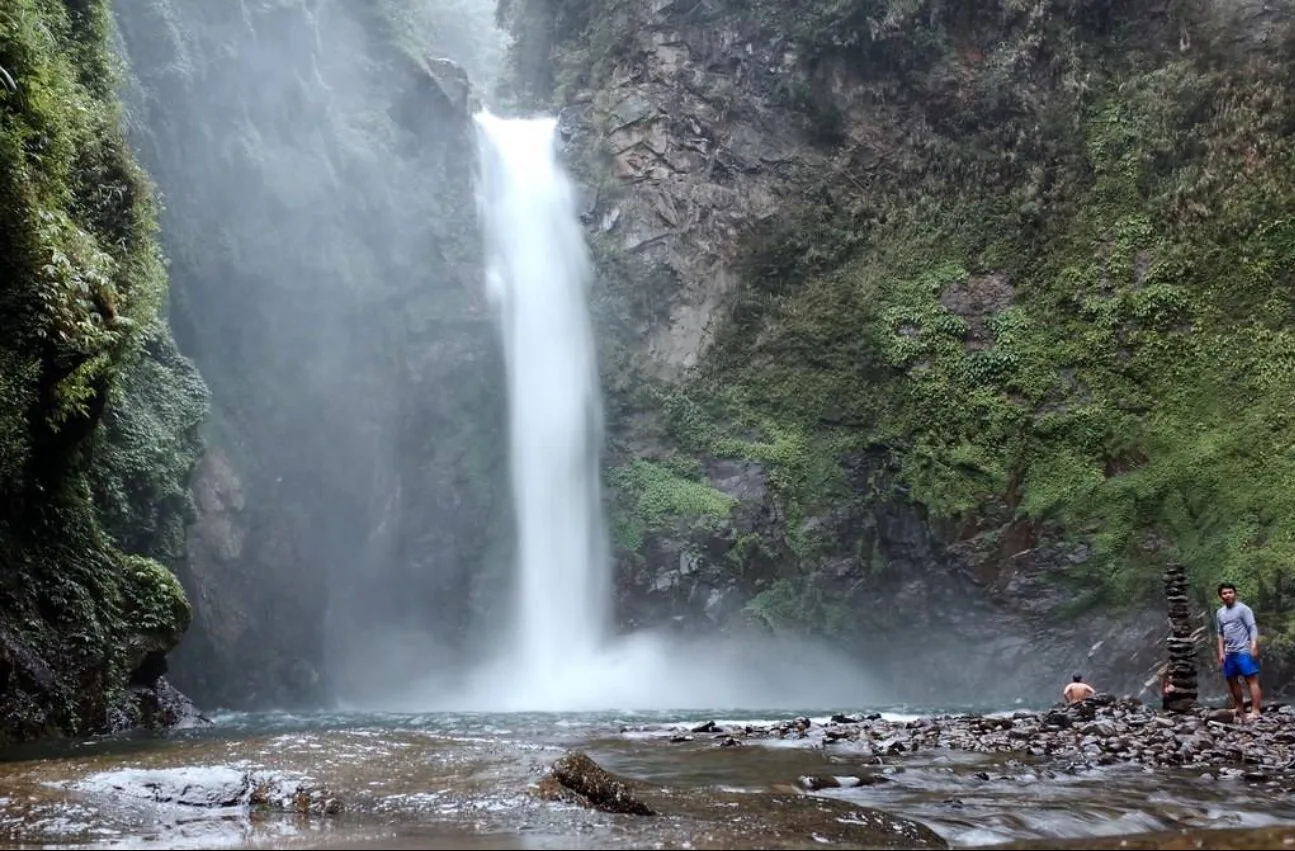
[711,40,1295,632]
[606,458,737,553]
[0,0,170,479]
[0,0,205,744]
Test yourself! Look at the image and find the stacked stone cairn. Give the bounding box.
[1164,561,1199,712]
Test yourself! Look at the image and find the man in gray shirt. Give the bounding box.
[1216,582,1262,721]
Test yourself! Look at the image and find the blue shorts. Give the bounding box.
[1223,651,1260,679]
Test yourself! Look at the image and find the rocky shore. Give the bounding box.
[625,695,1295,784]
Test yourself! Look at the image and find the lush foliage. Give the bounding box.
[686,24,1295,642]
[0,0,204,744]
[89,327,209,561]
[606,458,737,552]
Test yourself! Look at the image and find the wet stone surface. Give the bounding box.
[603,700,1295,847]
[0,721,948,850]
[541,751,657,814]
[622,696,1295,782]
[989,824,1295,849]
[71,765,342,813]
[537,749,947,848]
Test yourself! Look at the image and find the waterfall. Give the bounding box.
[473,110,611,702]
[422,109,886,713]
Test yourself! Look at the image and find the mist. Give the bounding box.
[358,627,899,713]
[113,0,511,708]
[108,0,915,717]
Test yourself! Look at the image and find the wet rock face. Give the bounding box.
[115,0,506,710]
[940,273,1016,352]
[544,751,656,815]
[499,0,1177,706]
[556,11,820,377]
[614,444,1166,703]
[71,765,342,815]
[107,677,210,733]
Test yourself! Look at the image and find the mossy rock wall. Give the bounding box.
[0,0,206,745]
[501,0,1295,700]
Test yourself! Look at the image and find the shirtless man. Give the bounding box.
[1063,674,1096,704]
[1217,582,1262,721]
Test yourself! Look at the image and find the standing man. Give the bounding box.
[1216,583,1262,721]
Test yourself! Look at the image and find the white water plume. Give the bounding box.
[473,110,611,699]
[391,110,889,713]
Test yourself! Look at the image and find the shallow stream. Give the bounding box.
[2,707,1294,849]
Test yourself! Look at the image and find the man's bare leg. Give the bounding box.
[1227,677,1247,718]
[1245,675,1263,720]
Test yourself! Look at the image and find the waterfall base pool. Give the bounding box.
[3,707,1295,850]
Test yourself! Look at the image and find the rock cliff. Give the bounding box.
[113,0,509,708]
[499,0,1295,703]
[10,0,1289,731]
[0,0,207,744]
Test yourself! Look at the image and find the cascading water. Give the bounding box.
[473,110,612,704]
[417,109,885,713]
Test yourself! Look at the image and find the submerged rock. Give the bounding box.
[537,750,946,848]
[797,773,890,790]
[71,765,343,815]
[544,751,655,815]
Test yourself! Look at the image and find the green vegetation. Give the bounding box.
[606,458,736,553]
[520,0,1295,658]
[659,388,852,559]
[675,19,1295,641]
[89,327,209,562]
[119,553,191,637]
[745,577,853,636]
[0,0,205,744]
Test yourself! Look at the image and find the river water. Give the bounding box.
[3,707,1294,850]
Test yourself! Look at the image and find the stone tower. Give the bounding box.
[1164,562,1199,711]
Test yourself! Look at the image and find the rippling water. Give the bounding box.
[2,706,1294,850]
[0,704,982,761]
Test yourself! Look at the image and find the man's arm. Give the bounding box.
[1244,604,1260,657]
[1217,616,1226,663]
